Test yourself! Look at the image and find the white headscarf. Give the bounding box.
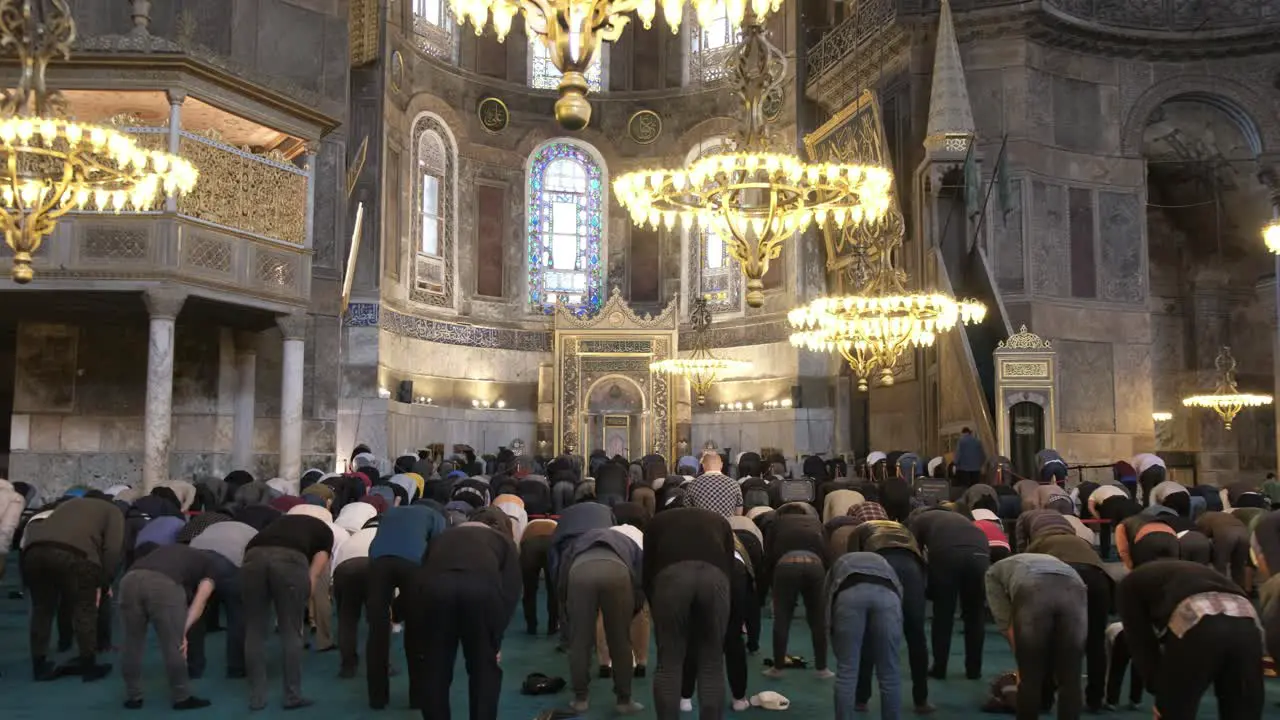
[335,502,378,534]
[611,523,644,549]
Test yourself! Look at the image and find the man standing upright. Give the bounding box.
[954,428,985,489]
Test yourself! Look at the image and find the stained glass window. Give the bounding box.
[686,137,741,313]
[689,4,736,83]
[528,141,605,313]
[412,0,455,61]
[529,37,603,91]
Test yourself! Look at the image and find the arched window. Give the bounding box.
[685,136,741,314]
[688,5,735,84]
[527,141,606,313]
[411,114,456,308]
[529,39,604,91]
[412,0,455,61]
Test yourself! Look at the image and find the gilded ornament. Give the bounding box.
[477,97,509,134]
[997,325,1052,350]
[389,51,405,92]
[177,133,306,245]
[627,110,662,145]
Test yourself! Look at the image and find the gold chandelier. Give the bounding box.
[650,296,749,406]
[787,188,985,390]
[1264,219,1280,253]
[0,1,197,284]
[614,17,891,308]
[1182,345,1272,430]
[449,0,783,130]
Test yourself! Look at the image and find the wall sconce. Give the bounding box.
[1152,411,1173,422]
[414,396,435,406]
[472,398,507,410]
[377,387,392,399]
[762,398,793,410]
[717,401,754,413]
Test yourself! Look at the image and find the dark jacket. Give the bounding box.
[548,502,614,581]
[1116,560,1248,683]
[908,507,988,554]
[558,528,644,613]
[642,507,734,599]
[421,523,521,638]
[24,497,126,583]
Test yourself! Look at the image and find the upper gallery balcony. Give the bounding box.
[0,79,335,312]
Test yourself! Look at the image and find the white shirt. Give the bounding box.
[332,527,377,577]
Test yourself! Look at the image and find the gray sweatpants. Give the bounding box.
[567,557,635,701]
[120,569,192,703]
[651,560,730,720]
[242,546,311,708]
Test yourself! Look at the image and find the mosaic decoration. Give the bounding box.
[478,97,509,134]
[528,142,605,315]
[344,303,552,351]
[580,339,653,354]
[628,110,663,145]
[529,38,602,92]
[411,114,456,308]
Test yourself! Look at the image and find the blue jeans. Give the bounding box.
[833,583,902,720]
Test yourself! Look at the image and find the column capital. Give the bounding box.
[143,287,187,319]
[234,330,260,354]
[166,88,187,107]
[277,312,308,341]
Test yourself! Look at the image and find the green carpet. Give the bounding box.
[1,563,1276,719]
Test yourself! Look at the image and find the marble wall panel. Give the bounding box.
[60,416,103,453]
[995,178,1025,294]
[1098,191,1145,304]
[173,324,220,415]
[15,323,77,413]
[1112,343,1154,435]
[1056,339,1116,433]
[1052,75,1103,153]
[1026,69,1055,146]
[1030,181,1070,298]
[28,415,62,452]
[968,68,1006,141]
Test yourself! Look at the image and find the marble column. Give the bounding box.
[142,288,186,491]
[232,331,258,472]
[278,313,308,489]
[165,90,184,214]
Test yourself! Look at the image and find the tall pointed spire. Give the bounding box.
[924,0,976,155]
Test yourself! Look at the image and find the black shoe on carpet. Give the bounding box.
[123,699,144,710]
[174,697,212,710]
[633,665,646,678]
[82,663,113,683]
[966,670,983,680]
[283,699,314,711]
[928,667,946,680]
[598,665,612,679]
[33,657,58,682]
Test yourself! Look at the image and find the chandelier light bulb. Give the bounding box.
[1264,219,1280,254]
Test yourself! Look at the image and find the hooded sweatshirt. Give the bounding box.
[23,497,126,583]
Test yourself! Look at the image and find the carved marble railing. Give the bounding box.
[806,0,897,83]
[28,214,310,305]
[1043,0,1280,32]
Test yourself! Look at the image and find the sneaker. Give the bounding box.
[173,697,212,711]
[82,662,113,683]
[123,699,144,710]
[914,702,937,714]
[283,699,314,711]
[32,657,57,682]
[815,669,835,679]
[732,698,750,712]
[569,698,589,713]
[680,698,694,712]
[391,623,403,634]
[616,700,644,714]
[762,667,784,679]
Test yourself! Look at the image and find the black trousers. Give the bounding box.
[186,554,245,678]
[927,547,988,678]
[519,534,558,633]
[858,548,929,706]
[22,544,102,663]
[1071,563,1111,710]
[651,561,729,720]
[333,557,371,675]
[366,555,421,709]
[771,558,828,671]
[1105,627,1143,707]
[414,569,505,720]
[954,470,982,489]
[1153,615,1264,720]
[682,560,750,701]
